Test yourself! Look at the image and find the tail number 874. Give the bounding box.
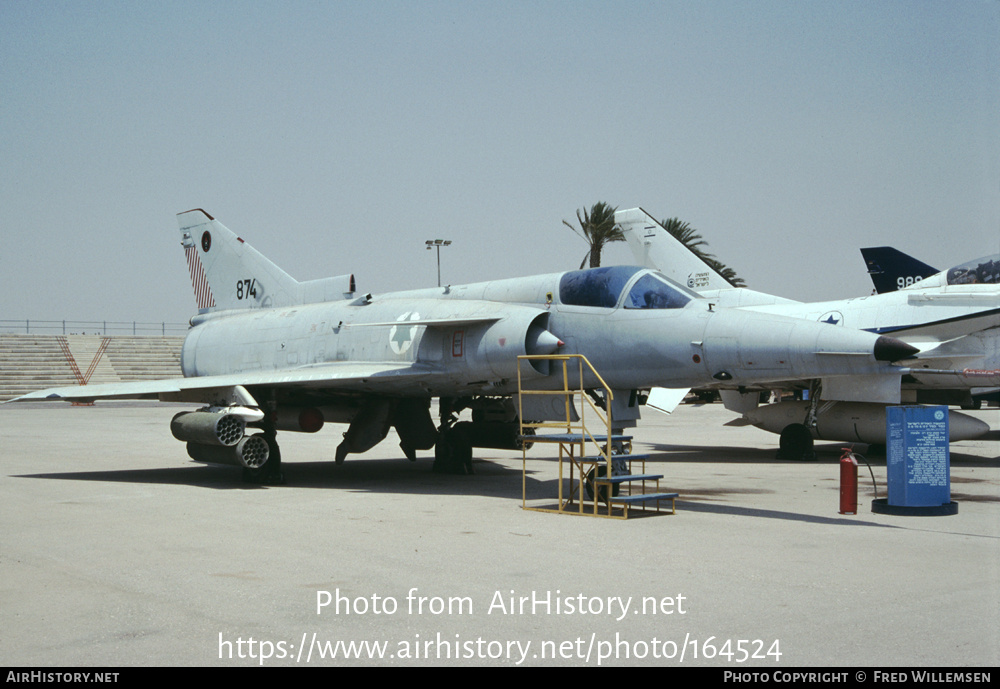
[236,279,258,300]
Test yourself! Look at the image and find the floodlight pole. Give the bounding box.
[425,239,452,287]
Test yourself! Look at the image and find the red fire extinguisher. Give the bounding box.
[840,448,858,515]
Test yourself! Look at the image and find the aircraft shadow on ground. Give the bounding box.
[635,443,789,464]
[635,442,1000,468]
[518,476,905,528]
[16,458,995,525]
[13,438,995,497]
[673,500,901,528]
[12,456,529,497]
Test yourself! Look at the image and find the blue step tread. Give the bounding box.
[580,454,650,462]
[521,433,633,443]
[593,473,664,484]
[610,493,679,504]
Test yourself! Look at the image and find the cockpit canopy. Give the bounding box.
[558,266,697,309]
[946,255,999,286]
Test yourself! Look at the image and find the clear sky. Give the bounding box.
[2,0,997,327]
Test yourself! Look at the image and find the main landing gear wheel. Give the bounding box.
[433,430,474,475]
[776,423,816,461]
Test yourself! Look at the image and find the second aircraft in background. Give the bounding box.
[617,207,998,457]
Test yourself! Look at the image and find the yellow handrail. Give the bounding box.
[517,353,615,515]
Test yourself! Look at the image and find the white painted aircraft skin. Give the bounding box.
[5,209,922,474]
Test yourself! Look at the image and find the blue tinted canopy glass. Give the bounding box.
[559,266,642,308]
[946,255,999,286]
[623,273,692,310]
[558,266,695,309]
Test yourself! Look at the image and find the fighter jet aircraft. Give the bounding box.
[10,209,920,480]
[618,207,998,457]
[861,247,1000,295]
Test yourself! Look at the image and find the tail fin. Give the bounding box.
[616,207,733,291]
[177,209,355,314]
[860,247,938,294]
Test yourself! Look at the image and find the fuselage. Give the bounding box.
[180,266,910,399]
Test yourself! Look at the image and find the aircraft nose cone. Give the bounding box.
[873,336,919,362]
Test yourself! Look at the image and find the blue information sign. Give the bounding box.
[886,406,951,507]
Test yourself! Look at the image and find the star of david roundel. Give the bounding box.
[389,312,420,355]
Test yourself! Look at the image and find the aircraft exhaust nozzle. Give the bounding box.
[873,336,920,362]
[171,411,246,446]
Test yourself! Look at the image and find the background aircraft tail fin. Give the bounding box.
[616,207,734,292]
[860,246,938,294]
[177,209,355,314]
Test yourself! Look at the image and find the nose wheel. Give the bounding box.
[776,423,816,461]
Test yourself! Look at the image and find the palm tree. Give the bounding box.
[703,258,745,287]
[660,216,746,287]
[660,218,710,259]
[564,202,621,269]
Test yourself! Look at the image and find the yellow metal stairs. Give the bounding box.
[517,354,677,519]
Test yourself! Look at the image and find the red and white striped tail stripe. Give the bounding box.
[185,246,215,309]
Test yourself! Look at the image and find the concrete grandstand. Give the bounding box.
[0,334,183,401]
